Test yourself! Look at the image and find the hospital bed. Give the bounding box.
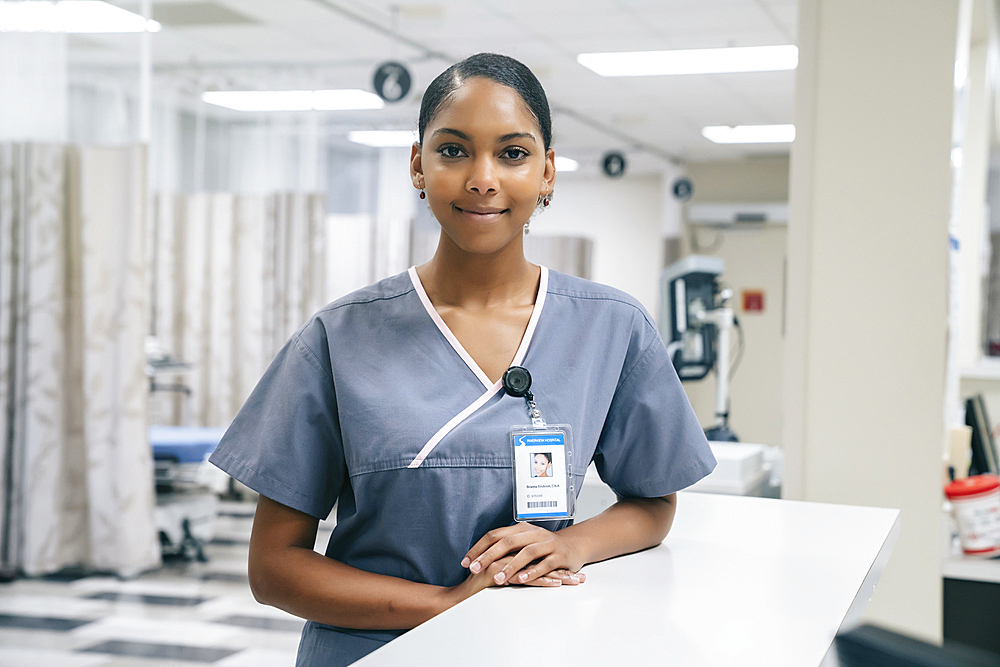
[151,425,228,562]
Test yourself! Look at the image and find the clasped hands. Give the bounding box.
[459,522,586,590]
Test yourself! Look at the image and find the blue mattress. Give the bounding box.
[150,426,228,463]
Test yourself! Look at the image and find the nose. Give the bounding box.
[466,155,498,195]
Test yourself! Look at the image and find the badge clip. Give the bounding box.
[503,366,545,428]
[504,366,575,522]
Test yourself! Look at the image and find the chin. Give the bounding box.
[445,229,524,256]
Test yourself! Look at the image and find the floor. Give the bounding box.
[0,499,332,667]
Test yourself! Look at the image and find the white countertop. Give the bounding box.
[356,492,900,667]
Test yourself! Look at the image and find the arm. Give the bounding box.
[462,493,677,586]
[249,495,508,630]
[559,493,677,565]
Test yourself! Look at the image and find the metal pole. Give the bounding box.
[714,308,734,427]
[139,0,151,144]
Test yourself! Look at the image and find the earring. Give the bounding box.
[543,195,550,207]
[419,190,426,200]
[523,220,530,235]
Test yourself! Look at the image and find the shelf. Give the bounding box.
[960,358,1000,381]
[942,554,1000,584]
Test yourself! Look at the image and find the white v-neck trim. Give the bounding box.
[406,265,549,469]
[407,265,548,390]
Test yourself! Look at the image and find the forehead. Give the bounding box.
[427,77,540,138]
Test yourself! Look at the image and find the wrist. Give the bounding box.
[556,525,592,570]
[436,581,471,616]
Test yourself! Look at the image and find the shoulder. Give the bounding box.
[290,271,417,362]
[544,269,657,333]
[306,271,416,332]
[316,271,416,315]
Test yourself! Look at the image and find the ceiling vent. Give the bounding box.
[151,2,257,27]
[686,202,788,227]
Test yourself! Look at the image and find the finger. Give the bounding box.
[469,529,540,575]
[462,525,533,570]
[522,568,584,586]
[496,542,552,585]
[467,556,513,595]
[510,554,572,586]
[524,576,562,587]
[546,569,585,585]
[483,556,516,587]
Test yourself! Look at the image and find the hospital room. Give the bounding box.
[2,0,1000,665]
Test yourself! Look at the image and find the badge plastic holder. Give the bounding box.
[510,424,575,522]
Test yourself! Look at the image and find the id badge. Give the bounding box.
[511,424,575,522]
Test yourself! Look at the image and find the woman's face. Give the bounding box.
[533,453,550,477]
[411,77,555,256]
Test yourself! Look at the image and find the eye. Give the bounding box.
[502,147,529,161]
[437,144,466,159]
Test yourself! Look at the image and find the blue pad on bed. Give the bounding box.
[150,426,228,463]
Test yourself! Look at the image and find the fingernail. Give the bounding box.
[494,572,505,584]
[519,572,528,582]
[470,561,481,573]
[579,573,586,582]
[569,573,580,581]
[461,557,470,568]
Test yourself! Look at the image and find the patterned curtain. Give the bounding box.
[151,192,327,427]
[0,143,158,578]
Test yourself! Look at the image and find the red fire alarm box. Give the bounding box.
[742,290,765,313]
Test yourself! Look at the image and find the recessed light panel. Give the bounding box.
[0,1,160,33]
[554,156,579,172]
[578,45,798,77]
[701,124,796,144]
[201,90,385,112]
[348,130,418,147]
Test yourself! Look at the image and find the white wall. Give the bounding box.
[784,0,955,641]
[535,173,664,317]
[0,33,68,142]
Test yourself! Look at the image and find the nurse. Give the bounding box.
[210,53,715,666]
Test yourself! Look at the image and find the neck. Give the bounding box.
[418,232,538,307]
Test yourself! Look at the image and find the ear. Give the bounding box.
[541,148,556,195]
[410,142,424,190]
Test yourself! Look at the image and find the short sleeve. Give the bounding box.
[209,320,344,519]
[593,331,716,499]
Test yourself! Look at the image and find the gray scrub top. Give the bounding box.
[209,266,716,666]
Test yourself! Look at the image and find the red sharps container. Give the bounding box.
[944,474,1000,558]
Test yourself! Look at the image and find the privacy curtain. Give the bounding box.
[151,192,327,427]
[0,142,159,577]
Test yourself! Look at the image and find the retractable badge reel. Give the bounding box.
[503,366,575,522]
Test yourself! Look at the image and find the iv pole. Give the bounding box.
[691,289,738,442]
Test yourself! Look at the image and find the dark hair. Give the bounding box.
[418,53,552,151]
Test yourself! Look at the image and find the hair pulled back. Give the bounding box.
[418,53,552,151]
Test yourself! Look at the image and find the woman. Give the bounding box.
[533,452,552,478]
[210,53,715,666]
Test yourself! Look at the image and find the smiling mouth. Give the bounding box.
[455,206,508,217]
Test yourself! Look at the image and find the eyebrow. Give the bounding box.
[497,132,537,144]
[432,128,471,141]
[431,128,538,144]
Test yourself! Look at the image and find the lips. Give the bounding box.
[455,206,507,216]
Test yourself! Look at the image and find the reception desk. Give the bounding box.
[356,492,900,667]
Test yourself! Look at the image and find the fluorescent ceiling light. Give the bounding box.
[348,130,418,147]
[0,1,160,33]
[201,90,384,112]
[554,156,579,172]
[578,45,797,77]
[702,124,795,144]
